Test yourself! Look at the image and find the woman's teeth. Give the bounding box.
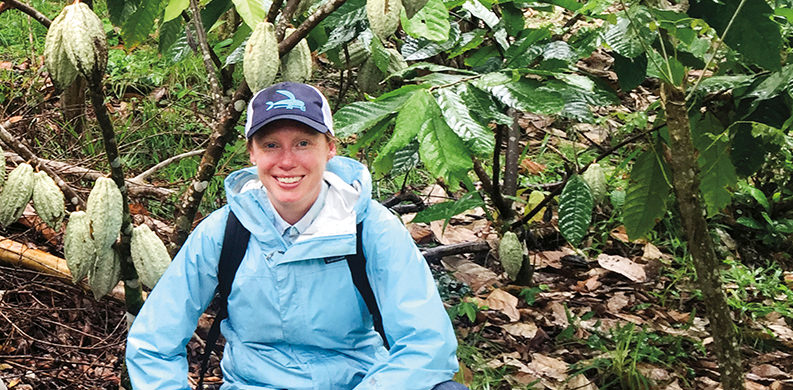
[277,176,301,184]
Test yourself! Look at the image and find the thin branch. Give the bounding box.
[188,0,224,116]
[276,0,301,41]
[502,109,521,215]
[130,149,205,184]
[267,0,286,23]
[421,240,491,264]
[1,0,50,28]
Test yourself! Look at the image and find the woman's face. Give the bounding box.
[249,120,336,224]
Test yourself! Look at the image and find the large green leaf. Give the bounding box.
[691,113,737,216]
[692,74,755,99]
[689,0,781,71]
[412,192,485,223]
[163,0,189,22]
[373,91,428,173]
[231,0,268,28]
[558,174,594,246]
[435,87,494,158]
[392,141,421,175]
[400,0,450,42]
[460,83,513,126]
[729,122,786,177]
[222,22,252,66]
[623,149,671,240]
[415,91,474,188]
[333,85,426,137]
[612,52,647,92]
[108,0,139,26]
[123,0,168,46]
[603,9,656,59]
[477,73,566,115]
[401,24,459,60]
[318,6,368,53]
[745,64,793,102]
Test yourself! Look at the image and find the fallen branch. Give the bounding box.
[421,240,491,264]
[129,149,205,184]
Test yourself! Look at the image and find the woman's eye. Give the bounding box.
[297,140,310,147]
[264,142,277,149]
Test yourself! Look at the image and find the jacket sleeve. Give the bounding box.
[125,209,226,390]
[353,204,459,390]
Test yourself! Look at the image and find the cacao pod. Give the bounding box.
[32,172,66,229]
[0,163,34,227]
[131,224,172,289]
[63,211,96,283]
[357,56,384,95]
[88,246,121,300]
[280,28,313,83]
[86,177,123,249]
[403,0,429,19]
[366,0,402,40]
[54,2,107,79]
[499,231,523,280]
[582,162,607,203]
[338,40,371,68]
[43,9,79,89]
[244,21,279,93]
[385,47,408,75]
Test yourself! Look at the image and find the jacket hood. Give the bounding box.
[223,156,373,242]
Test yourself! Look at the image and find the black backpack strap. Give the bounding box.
[198,211,250,390]
[346,222,390,350]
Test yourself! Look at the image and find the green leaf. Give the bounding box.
[743,185,770,212]
[477,73,566,115]
[334,86,425,137]
[163,0,189,22]
[412,192,485,223]
[689,0,782,70]
[231,0,268,28]
[392,141,421,175]
[691,113,737,216]
[373,91,428,173]
[736,216,763,230]
[729,122,785,177]
[415,91,474,188]
[460,83,513,125]
[123,0,168,46]
[401,24,460,60]
[370,36,390,73]
[435,87,495,158]
[693,75,755,98]
[558,174,594,246]
[504,28,549,68]
[500,3,526,36]
[623,149,671,240]
[400,0,450,42]
[603,11,656,59]
[746,64,793,102]
[318,6,367,53]
[462,0,499,28]
[158,18,183,55]
[108,0,139,26]
[448,30,486,59]
[222,23,252,66]
[612,52,647,92]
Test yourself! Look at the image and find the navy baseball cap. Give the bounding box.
[244,82,335,139]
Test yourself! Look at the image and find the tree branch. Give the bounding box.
[129,149,205,184]
[421,240,491,264]
[1,0,50,28]
[188,0,225,116]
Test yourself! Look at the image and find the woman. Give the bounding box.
[126,82,467,390]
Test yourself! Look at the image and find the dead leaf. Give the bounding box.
[405,222,433,243]
[485,289,520,322]
[530,248,576,269]
[441,257,499,293]
[607,292,631,312]
[745,380,769,390]
[752,364,790,380]
[0,61,13,70]
[546,301,569,328]
[520,158,546,175]
[564,374,598,390]
[642,243,663,260]
[610,226,648,244]
[502,321,538,339]
[421,184,449,205]
[637,363,671,381]
[597,254,647,282]
[527,353,568,382]
[430,220,479,245]
[664,380,684,390]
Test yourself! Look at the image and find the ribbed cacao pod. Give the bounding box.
[280,28,313,83]
[48,2,107,80]
[131,224,172,289]
[403,0,429,19]
[0,163,34,227]
[32,172,66,229]
[385,47,407,75]
[64,211,96,283]
[244,21,279,93]
[366,0,402,40]
[44,9,79,89]
[88,246,121,300]
[357,56,384,95]
[86,177,123,249]
[582,162,607,203]
[499,231,523,280]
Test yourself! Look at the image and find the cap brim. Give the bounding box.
[247,114,331,139]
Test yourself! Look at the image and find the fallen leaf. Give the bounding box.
[530,248,576,269]
[527,353,568,382]
[520,158,546,175]
[745,380,769,390]
[502,321,538,339]
[0,61,13,70]
[421,184,449,205]
[606,292,631,312]
[597,254,647,282]
[430,220,479,245]
[637,363,671,381]
[564,374,598,390]
[610,226,648,244]
[441,257,499,293]
[642,242,663,260]
[405,222,433,243]
[546,301,569,328]
[752,364,790,380]
[485,289,520,322]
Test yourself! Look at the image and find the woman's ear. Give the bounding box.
[327,140,337,161]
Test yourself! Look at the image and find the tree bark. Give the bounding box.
[662,84,743,390]
[60,77,86,133]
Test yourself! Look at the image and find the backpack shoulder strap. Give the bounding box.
[198,210,250,389]
[346,221,390,350]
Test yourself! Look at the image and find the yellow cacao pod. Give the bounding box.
[53,2,107,79]
[88,246,121,300]
[280,28,313,83]
[44,9,79,89]
[131,224,172,289]
[499,231,523,280]
[86,177,123,249]
[32,172,66,230]
[582,162,607,203]
[244,21,279,92]
[366,0,402,40]
[403,0,429,19]
[0,163,34,227]
[64,211,96,283]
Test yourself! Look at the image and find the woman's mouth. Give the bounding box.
[276,176,302,184]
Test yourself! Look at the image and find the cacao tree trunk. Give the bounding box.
[60,76,86,133]
[661,84,743,390]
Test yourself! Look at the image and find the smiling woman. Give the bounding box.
[125,82,469,390]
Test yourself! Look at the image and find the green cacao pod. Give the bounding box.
[244,21,279,93]
[0,163,34,227]
[86,177,123,249]
[32,172,66,229]
[63,211,96,283]
[403,0,429,19]
[131,224,172,289]
[385,47,408,75]
[280,28,313,83]
[44,9,79,89]
[343,40,371,68]
[357,56,384,95]
[582,162,607,203]
[366,0,402,40]
[88,246,121,300]
[58,2,107,79]
[499,231,523,280]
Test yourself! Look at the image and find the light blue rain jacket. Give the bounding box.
[126,156,459,390]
